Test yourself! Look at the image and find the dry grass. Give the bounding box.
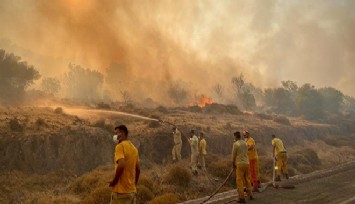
[148,193,179,204]
[164,166,192,187]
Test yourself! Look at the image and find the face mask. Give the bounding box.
[113,135,120,144]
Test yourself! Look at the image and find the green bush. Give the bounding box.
[148,193,179,204]
[164,166,192,187]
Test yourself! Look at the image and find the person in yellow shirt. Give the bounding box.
[243,130,260,192]
[198,132,207,171]
[272,134,288,181]
[109,125,140,204]
[232,131,253,203]
[189,130,199,175]
[172,127,182,162]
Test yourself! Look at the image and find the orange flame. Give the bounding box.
[194,95,213,108]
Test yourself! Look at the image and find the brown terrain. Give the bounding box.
[1,104,355,204]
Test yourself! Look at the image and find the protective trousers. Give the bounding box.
[199,154,206,170]
[236,163,252,199]
[110,192,136,204]
[190,151,198,172]
[276,152,288,176]
[172,144,182,161]
[249,159,259,189]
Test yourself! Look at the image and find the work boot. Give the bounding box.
[237,199,246,203]
[275,176,281,182]
[258,180,261,188]
[285,174,289,179]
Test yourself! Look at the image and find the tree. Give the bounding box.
[64,63,103,103]
[264,87,296,115]
[212,83,223,102]
[0,49,41,103]
[231,74,256,110]
[168,81,188,105]
[296,84,324,120]
[41,77,61,96]
[318,87,344,113]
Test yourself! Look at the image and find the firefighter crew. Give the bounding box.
[272,134,289,181]
[172,126,182,162]
[243,130,260,192]
[189,130,199,175]
[198,132,207,171]
[232,131,253,203]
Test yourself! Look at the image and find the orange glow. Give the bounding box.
[194,95,213,108]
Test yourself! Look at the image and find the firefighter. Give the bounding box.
[243,130,260,192]
[232,131,253,203]
[272,134,289,181]
[109,125,140,204]
[189,130,199,175]
[172,126,182,162]
[198,132,207,171]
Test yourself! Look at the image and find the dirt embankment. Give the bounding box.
[1,106,355,175]
[0,107,114,175]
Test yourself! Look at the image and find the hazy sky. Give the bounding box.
[1,0,355,98]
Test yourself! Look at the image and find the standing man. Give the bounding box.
[272,134,288,181]
[243,130,260,192]
[189,130,199,175]
[198,132,207,171]
[109,125,140,204]
[232,131,253,203]
[172,126,182,162]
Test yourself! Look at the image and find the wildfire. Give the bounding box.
[194,95,213,108]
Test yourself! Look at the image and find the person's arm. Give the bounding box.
[135,162,140,186]
[109,159,125,187]
[232,143,237,169]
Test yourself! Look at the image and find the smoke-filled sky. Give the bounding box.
[1,0,355,99]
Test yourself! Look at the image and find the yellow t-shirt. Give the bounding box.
[272,138,286,155]
[112,140,139,193]
[199,138,207,155]
[232,140,249,165]
[246,137,258,160]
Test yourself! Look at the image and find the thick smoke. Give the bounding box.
[0,0,354,103]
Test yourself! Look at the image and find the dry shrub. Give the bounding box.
[164,166,192,187]
[148,121,161,128]
[69,169,111,197]
[148,193,179,204]
[9,118,24,132]
[35,118,46,127]
[156,106,168,113]
[288,148,321,174]
[273,116,291,125]
[138,175,155,192]
[54,107,63,114]
[92,119,114,132]
[137,185,154,204]
[208,160,231,179]
[255,112,273,120]
[84,186,111,204]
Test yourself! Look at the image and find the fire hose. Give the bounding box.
[199,168,234,204]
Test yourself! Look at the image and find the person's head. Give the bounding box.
[272,134,276,139]
[172,126,177,134]
[234,131,241,140]
[199,132,204,138]
[115,125,129,140]
[242,130,249,139]
[190,129,195,136]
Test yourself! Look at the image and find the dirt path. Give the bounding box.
[182,161,355,204]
